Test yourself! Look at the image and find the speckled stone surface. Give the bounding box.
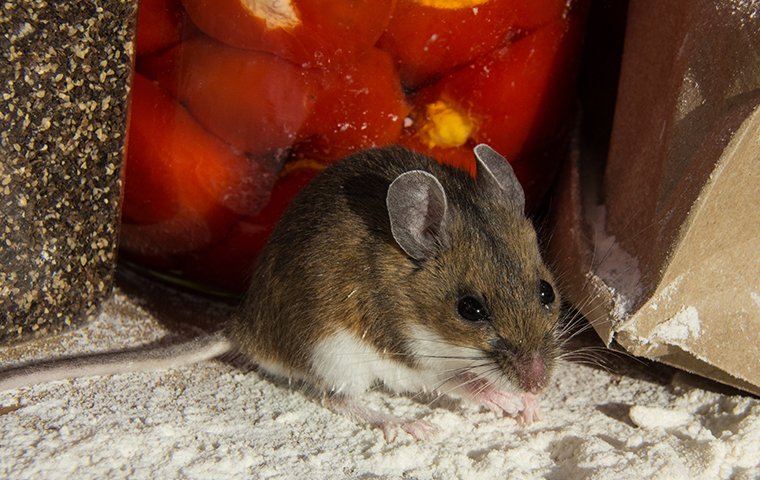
[0,1,137,344]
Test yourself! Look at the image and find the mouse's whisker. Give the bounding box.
[557,356,612,373]
[330,351,490,366]
[430,362,500,404]
[422,375,475,407]
[414,354,490,361]
[469,375,496,399]
[557,345,644,374]
[476,365,508,391]
[418,361,495,405]
[434,362,496,379]
[560,302,603,330]
[412,371,465,402]
[400,363,475,405]
[556,320,596,344]
[555,309,608,342]
[405,336,485,353]
[557,319,579,338]
[569,305,611,331]
[560,345,644,366]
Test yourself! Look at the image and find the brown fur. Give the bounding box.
[229,146,560,391]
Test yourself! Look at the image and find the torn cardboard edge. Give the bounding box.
[548,104,760,397]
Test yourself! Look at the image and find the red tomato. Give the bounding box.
[378,0,570,87]
[135,0,187,57]
[181,0,395,65]
[182,162,322,293]
[122,74,278,256]
[294,48,409,163]
[138,37,313,156]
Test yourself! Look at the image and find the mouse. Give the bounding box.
[0,144,561,441]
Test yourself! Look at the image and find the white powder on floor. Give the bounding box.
[0,291,758,480]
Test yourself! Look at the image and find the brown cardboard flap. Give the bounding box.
[548,0,760,395]
[549,105,760,395]
[616,106,760,393]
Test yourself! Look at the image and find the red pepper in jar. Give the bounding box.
[135,0,187,57]
[121,74,278,257]
[139,37,314,156]
[402,13,587,209]
[294,48,410,164]
[182,161,323,292]
[378,0,570,87]
[124,0,590,292]
[180,0,395,65]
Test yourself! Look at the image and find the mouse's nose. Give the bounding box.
[518,352,548,394]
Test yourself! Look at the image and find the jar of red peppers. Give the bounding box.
[122,0,589,294]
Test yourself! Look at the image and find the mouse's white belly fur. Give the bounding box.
[254,326,504,398]
[309,329,443,396]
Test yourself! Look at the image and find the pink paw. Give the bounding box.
[477,388,524,417]
[518,393,541,425]
[329,396,438,442]
[456,373,542,424]
[381,419,438,442]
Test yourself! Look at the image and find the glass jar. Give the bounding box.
[121,0,589,294]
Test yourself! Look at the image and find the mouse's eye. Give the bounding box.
[539,280,555,308]
[457,296,489,322]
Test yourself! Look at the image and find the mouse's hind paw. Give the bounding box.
[328,395,438,442]
[380,418,438,442]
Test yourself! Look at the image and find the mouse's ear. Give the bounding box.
[473,144,525,214]
[386,170,449,261]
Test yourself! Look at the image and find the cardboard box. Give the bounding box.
[547,1,760,395]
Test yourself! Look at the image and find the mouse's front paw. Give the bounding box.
[518,392,541,425]
[455,373,541,423]
[476,387,524,417]
[479,389,542,425]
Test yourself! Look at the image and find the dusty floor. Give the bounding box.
[1,273,758,479]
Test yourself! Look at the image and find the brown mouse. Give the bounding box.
[0,144,561,441]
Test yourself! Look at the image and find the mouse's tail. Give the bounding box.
[0,332,234,392]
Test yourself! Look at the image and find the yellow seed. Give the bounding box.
[417,100,474,149]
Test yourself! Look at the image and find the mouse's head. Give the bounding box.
[386,145,561,394]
